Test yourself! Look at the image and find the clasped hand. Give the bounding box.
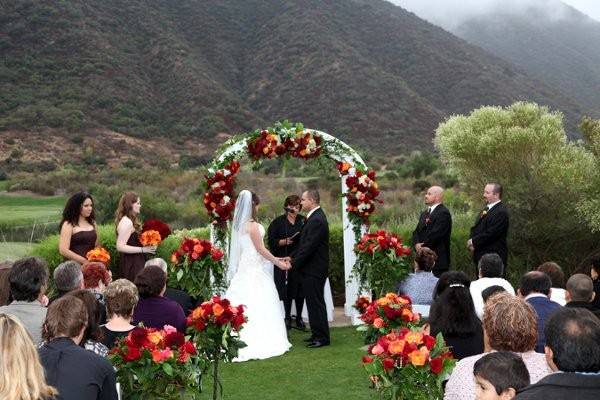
[276,257,292,270]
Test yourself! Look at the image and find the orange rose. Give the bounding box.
[212,303,224,317]
[408,349,427,366]
[387,340,405,355]
[147,331,164,346]
[151,348,173,363]
[404,331,424,345]
[373,318,385,328]
[140,230,162,246]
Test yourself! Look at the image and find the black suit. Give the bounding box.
[412,204,452,277]
[292,207,330,343]
[470,202,509,273]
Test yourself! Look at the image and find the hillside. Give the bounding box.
[0,0,590,159]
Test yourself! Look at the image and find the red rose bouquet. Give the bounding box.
[142,219,172,240]
[187,296,247,400]
[171,238,225,300]
[357,293,421,344]
[109,325,203,400]
[362,328,455,400]
[354,230,412,297]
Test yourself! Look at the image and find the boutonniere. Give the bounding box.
[425,217,431,225]
[480,210,488,218]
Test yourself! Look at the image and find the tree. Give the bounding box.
[435,102,600,274]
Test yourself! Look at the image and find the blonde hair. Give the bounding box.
[104,279,139,318]
[483,292,537,352]
[0,313,57,400]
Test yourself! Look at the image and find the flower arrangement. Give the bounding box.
[203,161,240,225]
[337,162,381,223]
[142,219,172,240]
[140,230,162,246]
[353,230,412,297]
[356,293,421,344]
[362,328,455,400]
[86,246,111,264]
[170,238,225,300]
[246,124,323,160]
[187,296,247,400]
[109,325,203,400]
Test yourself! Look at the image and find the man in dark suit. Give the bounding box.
[291,189,330,348]
[468,183,509,276]
[412,186,452,277]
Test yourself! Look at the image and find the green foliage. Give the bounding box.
[435,102,600,273]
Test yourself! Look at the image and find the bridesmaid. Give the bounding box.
[115,192,156,281]
[59,192,98,264]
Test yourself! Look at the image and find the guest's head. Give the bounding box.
[483,292,537,353]
[134,266,166,299]
[42,295,88,344]
[115,191,141,231]
[53,261,83,294]
[565,273,595,303]
[518,271,552,298]
[0,261,14,306]
[433,271,471,299]
[414,247,437,272]
[590,257,600,281]
[536,262,565,289]
[481,285,507,304]
[478,253,504,279]
[104,279,139,320]
[424,186,444,206]
[0,313,58,400]
[60,191,95,228]
[82,262,112,291]
[301,189,320,213]
[483,183,502,203]
[68,290,104,345]
[473,351,530,400]
[9,257,49,302]
[430,271,480,336]
[544,307,600,372]
[284,194,301,215]
[144,257,168,273]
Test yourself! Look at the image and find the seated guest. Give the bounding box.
[444,293,551,400]
[398,247,439,306]
[0,257,49,344]
[517,271,561,353]
[49,260,84,303]
[470,253,515,319]
[515,308,600,399]
[132,266,186,332]
[83,262,112,302]
[428,271,483,360]
[69,289,109,357]
[39,296,118,400]
[145,258,195,313]
[0,313,57,400]
[473,351,530,400]
[101,279,139,349]
[0,260,13,306]
[537,262,567,306]
[481,285,507,304]
[590,257,600,309]
[565,274,600,319]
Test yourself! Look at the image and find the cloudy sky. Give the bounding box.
[390,0,600,29]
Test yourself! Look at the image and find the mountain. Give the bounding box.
[0,0,590,158]
[451,1,600,117]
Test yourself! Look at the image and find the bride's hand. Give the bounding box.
[276,259,289,270]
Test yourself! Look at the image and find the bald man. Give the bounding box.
[412,186,452,277]
[565,274,600,319]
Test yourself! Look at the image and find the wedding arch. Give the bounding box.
[202,121,381,322]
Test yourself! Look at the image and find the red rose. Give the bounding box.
[423,335,436,350]
[164,331,185,348]
[123,345,142,362]
[211,249,224,261]
[382,358,395,371]
[183,341,197,355]
[430,357,444,374]
[362,355,374,364]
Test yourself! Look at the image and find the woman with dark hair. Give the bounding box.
[428,271,483,360]
[59,191,98,264]
[398,247,438,306]
[537,261,566,305]
[115,192,156,281]
[67,290,109,357]
[132,266,186,332]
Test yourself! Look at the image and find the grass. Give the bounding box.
[214,326,376,400]
[0,242,34,260]
[0,194,65,225]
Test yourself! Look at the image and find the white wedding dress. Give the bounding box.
[225,223,292,362]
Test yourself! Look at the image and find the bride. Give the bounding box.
[225,190,292,361]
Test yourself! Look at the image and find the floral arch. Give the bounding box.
[202,121,381,321]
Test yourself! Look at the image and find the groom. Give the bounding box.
[290,189,330,348]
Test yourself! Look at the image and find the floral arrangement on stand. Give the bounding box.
[337,162,382,230]
[362,328,455,400]
[353,230,412,297]
[170,238,225,300]
[187,296,247,400]
[86,246,111,265]
[142,219,172,241]
[109,325,203,400]
[355,293,421,344]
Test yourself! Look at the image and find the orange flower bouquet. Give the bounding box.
[86,246,111,264]
[357,293,421,344]
[140,229,162,246]
[362,328,455,400]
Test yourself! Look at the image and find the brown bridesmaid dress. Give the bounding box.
[69,229,97,260]
[118,231,146,281]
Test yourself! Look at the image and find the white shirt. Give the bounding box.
[306,206,321,220]
[469,277,516,319]
[550,288,567,306]
[487,200,502,210]
[427,203,441,213]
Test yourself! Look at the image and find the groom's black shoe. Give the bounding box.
[307,340,330,348]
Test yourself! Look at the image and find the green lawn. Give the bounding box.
[215,326,376,400]
[0,242,34,260]
[0,194,65,225]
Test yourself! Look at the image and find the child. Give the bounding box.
[473,352,530,400]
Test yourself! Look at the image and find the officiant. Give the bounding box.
[267,194,306,330]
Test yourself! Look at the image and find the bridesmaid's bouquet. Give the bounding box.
[140,229,162,246]
[86,246,111,264]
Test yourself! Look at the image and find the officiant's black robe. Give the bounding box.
[267,214,305,300]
